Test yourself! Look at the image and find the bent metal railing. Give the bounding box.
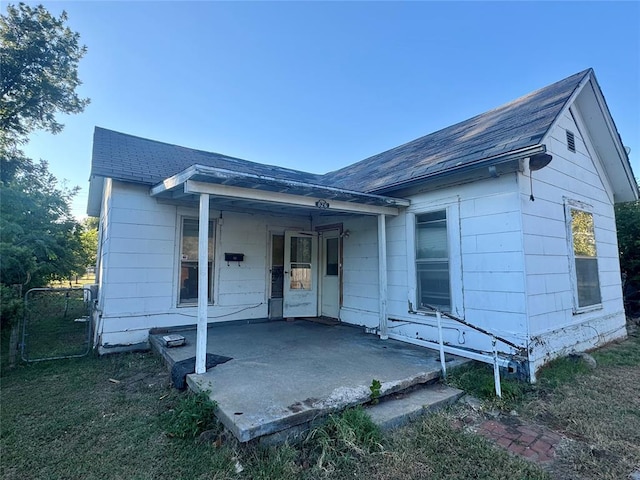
[408,303,527,398]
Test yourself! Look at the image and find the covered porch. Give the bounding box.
[150,163,410,375]
[150,319,466,442]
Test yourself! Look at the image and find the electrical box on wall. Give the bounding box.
[224,253,244,262]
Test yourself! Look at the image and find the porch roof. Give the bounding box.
[150,164,410,216]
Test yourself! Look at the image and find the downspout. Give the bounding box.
[195,193,210,374]
[378,214,388,339]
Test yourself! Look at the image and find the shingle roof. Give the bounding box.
[91,69,591,193]
[322,69,590,193]
[91,128,323,186]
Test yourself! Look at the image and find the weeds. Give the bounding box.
[369,378,381,404]
[163,391,218,439]
[304,406,382,472]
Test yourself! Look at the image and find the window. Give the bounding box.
[325,237,339,276]
[289,236,313,290]
[416,210,451,311]
[568,207,601,309]
[178,218,214,304]
[270,234,284,299]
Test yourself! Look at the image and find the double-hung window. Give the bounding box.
[178,218,214,305]
[567,205,601,310]
[416,210,451,311]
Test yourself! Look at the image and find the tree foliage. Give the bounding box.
[615,193,640,316]
[0,157,85,286]
[80,217,99,270]
[0,3,89,143]
[0,3,90,327]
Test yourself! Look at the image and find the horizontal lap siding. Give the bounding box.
[340,216,379,325]
[101,182,175,317]
[385,177,528,351]
[459,187,527,339]
[98,182,311,345]
[522,109,625,357]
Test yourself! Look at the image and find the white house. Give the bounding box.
[87,68,638,381]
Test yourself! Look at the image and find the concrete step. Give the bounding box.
[366,383,464,430]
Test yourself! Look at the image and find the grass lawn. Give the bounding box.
[2,322,638,480]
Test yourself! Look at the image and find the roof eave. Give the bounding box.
[150,164,410,215]
[369,144,546,195]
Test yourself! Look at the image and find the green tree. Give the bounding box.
[615,190,640,316]
[80,217,99,270]
[0,3,89,143]
[0,3,89,327]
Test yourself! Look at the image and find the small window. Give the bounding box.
[568,208,601,309]
[325,237,339,276]
[416,210,451,311]
[179,218,214,304]
[289,236,312,290]
[566,130,576,152]
[270,234,284,299]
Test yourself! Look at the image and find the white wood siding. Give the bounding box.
[334,176,529,354]
[337,215,381,327]
[522,107,626,373]
[97,181,309,347]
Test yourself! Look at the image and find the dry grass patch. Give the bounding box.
[523,328,640,480]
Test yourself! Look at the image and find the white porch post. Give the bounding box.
[377,214,388,340]
[195,193,210,374]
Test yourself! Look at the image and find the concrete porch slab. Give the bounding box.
[151,319,467,442]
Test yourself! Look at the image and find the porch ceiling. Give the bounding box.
[150,164,410,217]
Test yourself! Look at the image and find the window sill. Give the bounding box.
[572,304,603,315]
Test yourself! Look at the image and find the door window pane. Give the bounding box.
[290,237,312,263]
[290,266,311,290]
[416,211,451,310]
[290,236,312,290]
[271,235,284,298]
[326,237,339,276]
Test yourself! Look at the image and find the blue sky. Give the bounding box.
[19,1,640,218]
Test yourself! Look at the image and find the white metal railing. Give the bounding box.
[408,304,527,397]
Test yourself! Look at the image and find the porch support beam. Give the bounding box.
[195,193,210,374]
[377,214,388,340]
[184,180,402,216]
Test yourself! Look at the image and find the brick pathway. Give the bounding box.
[477,418,562,463]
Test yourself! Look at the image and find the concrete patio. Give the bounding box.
[150,319,466,442]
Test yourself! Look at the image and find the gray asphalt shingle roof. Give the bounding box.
[91,128,323,186]
[323,69,589,193]
[91,69,590,193]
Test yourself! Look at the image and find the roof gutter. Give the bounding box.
[370,144,547,194]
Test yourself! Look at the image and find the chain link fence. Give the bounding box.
[21,288,94,362]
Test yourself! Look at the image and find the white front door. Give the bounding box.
[283,231,318,318]
[321,230,341,319]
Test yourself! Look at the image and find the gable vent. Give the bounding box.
[566,130,576,152]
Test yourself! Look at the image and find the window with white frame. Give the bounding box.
[567,205,601,309]
[178,218,215,305]
[416,210,451,311]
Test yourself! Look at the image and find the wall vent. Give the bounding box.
[566,130,576,152]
